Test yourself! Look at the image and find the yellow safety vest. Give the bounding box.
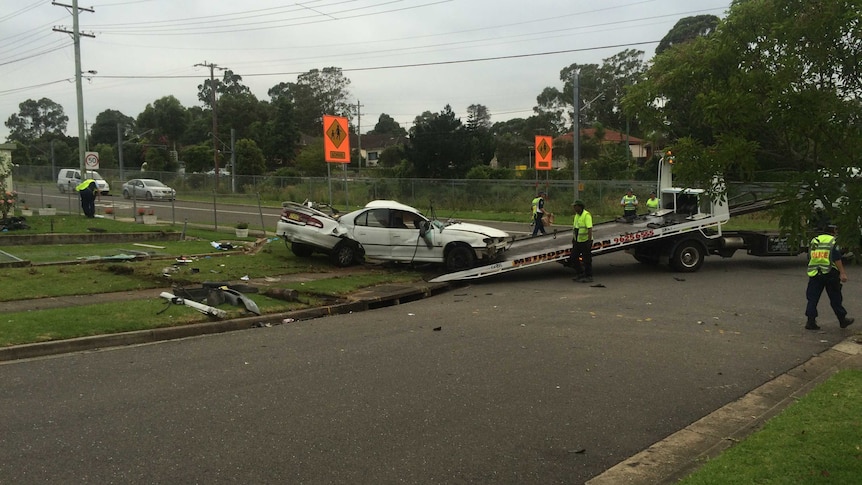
[76,179,96,192]
[622,195,638,211]
[646,197,659,210]
[572,209,593,242]
[531,196,543,216]
[807,235,836,277]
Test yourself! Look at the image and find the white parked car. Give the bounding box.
[57,169,110,195]
[121,179,176,201]
[276,200,510,270]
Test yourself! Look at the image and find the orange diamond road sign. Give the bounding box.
[323,115,350,163]
[535,135,552,170]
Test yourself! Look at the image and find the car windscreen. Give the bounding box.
[143,180,166,187]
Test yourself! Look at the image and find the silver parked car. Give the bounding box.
[121,178,176,201]
[276,200,510,270]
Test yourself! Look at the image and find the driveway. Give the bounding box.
[0,251,855,484]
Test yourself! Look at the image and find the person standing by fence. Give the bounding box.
[75,179,99,218]
[531,191,547,236]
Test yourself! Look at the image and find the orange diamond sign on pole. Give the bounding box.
[535,135,552,170]
[323,115,350,163]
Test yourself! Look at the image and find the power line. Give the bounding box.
[81,0,454,35]
[0,41,73,67]
[0,78,73,97]
[93,39,660,80]
[0,0,44,24]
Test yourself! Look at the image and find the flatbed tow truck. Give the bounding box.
[430,157,799,283]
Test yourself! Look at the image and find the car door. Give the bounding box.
[134,180,145,198]
[349,208,393,259]
[390,209,439,261]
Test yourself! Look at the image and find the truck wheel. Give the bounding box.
[291,243,314,258]
[671,240,705,272]
[330,241,358,267]
[445,245,476,271]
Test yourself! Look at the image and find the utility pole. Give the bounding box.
[117,123,125,180]
[356,100,364,169]
[195,61,224,188]
[53,0,94,175]
[572,69,581,203]
[230,128,236,194]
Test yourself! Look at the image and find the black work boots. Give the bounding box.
[805,316,855,330]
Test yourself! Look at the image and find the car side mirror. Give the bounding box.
[419,221,434,248]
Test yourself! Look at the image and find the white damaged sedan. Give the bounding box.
[276,200,510,270]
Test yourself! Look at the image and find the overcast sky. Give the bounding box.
[1,0,731,142]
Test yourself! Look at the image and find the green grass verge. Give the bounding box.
[0,271,424,346]
[6,214,172,234]
[0,295,309,346]
[680,369,862,484]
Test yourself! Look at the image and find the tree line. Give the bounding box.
[5,0,861,241]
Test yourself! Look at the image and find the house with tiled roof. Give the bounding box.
[349,133,407,167]
[557,128,651,161]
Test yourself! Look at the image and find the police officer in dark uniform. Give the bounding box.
[76,178,99,218]
[805,224,854,330]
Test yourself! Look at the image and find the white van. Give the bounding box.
[57,169,110,195]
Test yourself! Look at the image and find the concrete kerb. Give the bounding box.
[0,280,451,362]
[586,335,862,485]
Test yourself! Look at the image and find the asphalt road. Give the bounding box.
[2,250,855,484]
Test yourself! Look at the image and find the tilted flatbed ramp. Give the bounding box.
[430,210,726,282]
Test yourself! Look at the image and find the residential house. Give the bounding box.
[557,128,651,164]
[350,133,407,168]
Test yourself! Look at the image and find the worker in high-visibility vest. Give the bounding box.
[805,224,854,330]
[645,191,660,212]
[570,199,594,283]
[75,178,99,218]
[531,191,547,236]
[620,188,638,221]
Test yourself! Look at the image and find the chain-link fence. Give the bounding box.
[11,164,778,220]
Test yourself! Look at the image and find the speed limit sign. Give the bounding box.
[85,151,100,169]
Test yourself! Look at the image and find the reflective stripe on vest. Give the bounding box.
[622,195,637,210]
[807,235,836,277]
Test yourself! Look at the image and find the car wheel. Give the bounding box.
[330,241,358,267]
[445,245,476,271]
[145,191,154,200]
[123,190,130,199]
[670,240,705,272]
[291,243,314,258]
